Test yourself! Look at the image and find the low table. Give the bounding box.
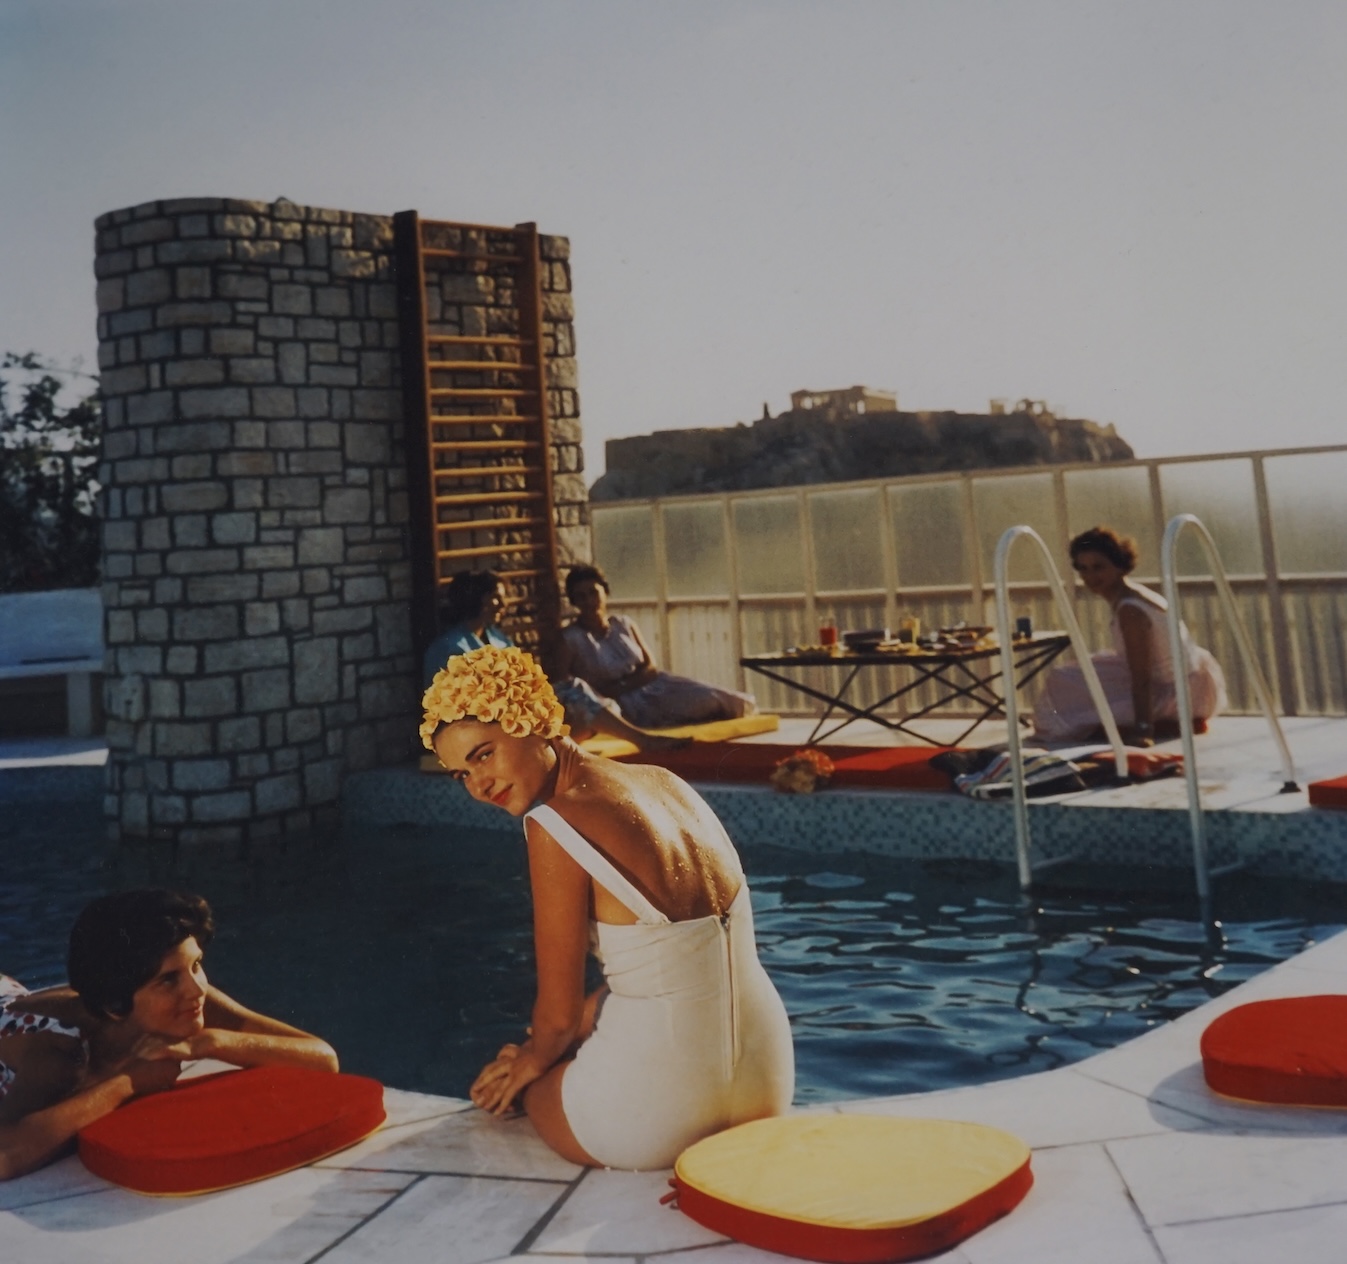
[740,634,1071,747]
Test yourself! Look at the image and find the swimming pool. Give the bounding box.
[4,797,1342,1103]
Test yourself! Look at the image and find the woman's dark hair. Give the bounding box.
[67,890,215,1019]
[1069,525,1139,574]
[564,564,610,604]
[440,569,503,627]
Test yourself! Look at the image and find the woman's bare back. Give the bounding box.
[538,745,742,925]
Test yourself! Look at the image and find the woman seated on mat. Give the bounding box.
[0,889,337,1182]
[422,569,683,751]
[560,565,757,731]
[424,645,793,1170]
[1033,525,1228,747]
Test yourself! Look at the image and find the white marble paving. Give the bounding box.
[840,1064,1205,1149]
[316,1104,581,1181]
[1109,1129,1347,1226]
[530,1168,728,1255]
[0,1154,111,1212]
[959,1144,1162,1264]
[0,1166,413,1264]
[319,1174,566,1264]
[1153,1201,1347,1264]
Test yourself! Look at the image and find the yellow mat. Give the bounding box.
[579,713,779,759]
[419,713,779,772]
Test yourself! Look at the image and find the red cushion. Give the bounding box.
[1201,996,1347,1106]
[79,1066,385,1195]
[619,742,961,791]
[830,747,958,791]
[1309,776,1347,810]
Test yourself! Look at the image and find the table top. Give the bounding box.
[741,632,1070,668]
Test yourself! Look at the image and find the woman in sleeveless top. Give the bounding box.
[559,565,757,731]
[1033,526,1228,745]
[423,645,794,1170]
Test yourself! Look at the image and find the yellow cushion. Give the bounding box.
[580,713,780,759]
[673,1115,1032,1262]
[421,713,781,771]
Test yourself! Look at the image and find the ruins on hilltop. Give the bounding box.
[590,389,1133,501]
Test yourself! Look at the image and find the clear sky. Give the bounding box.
[2,0,1344,480]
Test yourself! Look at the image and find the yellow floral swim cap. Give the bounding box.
[420,644,567,750]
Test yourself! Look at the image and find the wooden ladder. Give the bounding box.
[393,212,561,664]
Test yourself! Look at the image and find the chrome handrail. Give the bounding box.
[1160,513,1300,903]
[993,526,1129,889]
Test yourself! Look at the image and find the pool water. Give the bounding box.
[4,798,1343,1104]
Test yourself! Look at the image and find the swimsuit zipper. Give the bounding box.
[720,910,740,1072]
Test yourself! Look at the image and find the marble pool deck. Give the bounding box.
[5,925,1347,1263]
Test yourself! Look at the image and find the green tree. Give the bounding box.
[0,352,102,592]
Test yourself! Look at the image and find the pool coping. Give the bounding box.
[344,761,1347,883]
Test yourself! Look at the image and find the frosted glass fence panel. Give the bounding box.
[1064,466,1159,578]
[889,481,970,588]
[1159,460,1263,577]
[1174,586,1277,712]
[808,488,885,593]
[592,506,657,599]
[1264,451,1347,575]
[662,501,730,598]
[739,603,811,713]
[733,496,806,595]
[973,473,1059,584]
[1284,589,1347,714]
[665,604,738,690]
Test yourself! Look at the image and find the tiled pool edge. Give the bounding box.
[344,764,1347,881]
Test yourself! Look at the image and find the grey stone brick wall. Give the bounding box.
[95,196,588,845]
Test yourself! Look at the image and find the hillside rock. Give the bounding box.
[590,408,1134,501]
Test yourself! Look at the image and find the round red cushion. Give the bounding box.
[79,1066,385,1195]
[1202,996,1347,1107]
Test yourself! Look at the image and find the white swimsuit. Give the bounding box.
[526,804,795,1170]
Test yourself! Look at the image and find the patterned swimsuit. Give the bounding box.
[0,976,86,1101]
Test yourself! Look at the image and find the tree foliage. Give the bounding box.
[0,352,102,592]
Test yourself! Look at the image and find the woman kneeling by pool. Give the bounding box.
[425,644,794,1170]
[0,889,338,1182]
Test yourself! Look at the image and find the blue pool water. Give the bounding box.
[4,796,1343,1103]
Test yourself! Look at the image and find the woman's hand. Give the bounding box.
[124,1056,184,1097]
[470,1042,548,1116]
[616,663,658,693]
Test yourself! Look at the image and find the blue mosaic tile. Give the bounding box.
[343,764,1347,883]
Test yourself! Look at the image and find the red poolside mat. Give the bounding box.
[1309,776,1347,810]
[617,743,962,791]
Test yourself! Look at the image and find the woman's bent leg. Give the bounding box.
[523,1063,600,1167]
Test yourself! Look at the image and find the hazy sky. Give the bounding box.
[2,0,1344,479]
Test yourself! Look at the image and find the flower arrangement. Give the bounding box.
[769,748,835,795]
[420,644,567,750]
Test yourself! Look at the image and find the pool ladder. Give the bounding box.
[993,516,1299,908]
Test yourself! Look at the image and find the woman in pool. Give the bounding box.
[560,565,757,730]
[0,889,337,1182]
[424,644,793,1170]
[422,570,685,752]
[1033,525,1227,745]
